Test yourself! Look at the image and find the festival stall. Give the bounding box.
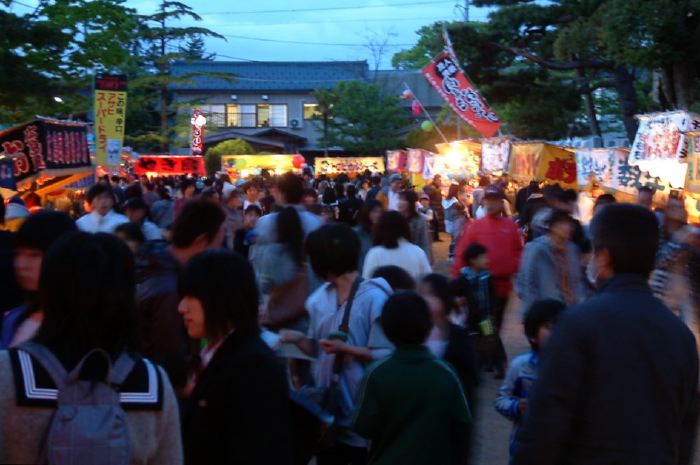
[134,155,206,177]
[221,154,303,179]
[314,157,385,177]
[509,142,577,189]
[430,140,481,181]
[480,137,512,175]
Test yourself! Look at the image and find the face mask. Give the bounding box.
[586,253,600,285]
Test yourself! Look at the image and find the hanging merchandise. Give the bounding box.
[387,150,407,171]
[407,149,426,174]
[481,138,511,174]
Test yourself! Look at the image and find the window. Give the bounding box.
[226,104,256,127]
[304,103,321,120]
[225,104,286,128]
[201,105,225,127]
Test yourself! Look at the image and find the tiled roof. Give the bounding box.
[171,61,370,91]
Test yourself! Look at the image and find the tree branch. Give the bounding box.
[489,43,614,71]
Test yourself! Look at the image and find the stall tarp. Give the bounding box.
[630,111,700,163]
[0,119,91,186]
[481,138,511,174]
[222,155,295,175]
[537,145,577,188]
[315,157,385,175]
[134,155,205,176]
[407,149,426,174]
[575,149,615,187]
[686,133,700,193]
[509,143,542,181]
[608,149,677,201]
[387,150,407,172]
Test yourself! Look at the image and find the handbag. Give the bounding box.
[291,277,363,457]
[266,272,309,329]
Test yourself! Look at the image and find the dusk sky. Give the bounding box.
[11,0,495,68]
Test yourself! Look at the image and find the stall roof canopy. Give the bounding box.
[171,61,370,92]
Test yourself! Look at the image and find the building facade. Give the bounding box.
[171,60,445,155]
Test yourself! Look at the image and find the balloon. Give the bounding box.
[401,89,414,100]
[235,158,247,170]
[292,154,305,169]
[421,120,434,132]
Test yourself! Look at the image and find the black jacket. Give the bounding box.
[512,274,699,465]
[135,244,189,389]
[444,324,479,412]
[182,330,293,465]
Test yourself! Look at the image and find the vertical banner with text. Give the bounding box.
[191,109,206,155]
[94,74,127,166]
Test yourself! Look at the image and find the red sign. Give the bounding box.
[134,156,206,176]
[422,53,501,137]
[191,109,206,155]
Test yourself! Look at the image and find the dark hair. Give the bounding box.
[373,211,411,248]
[446,184,460,200]
[303,188,318,201]
[547,208,573,228]
[34,232,139,368]
[543,184,562,201]
[420,273,454,316]
[179,250,259,339]
[157,186,171,201]
[590,203,659,277]
[346,184,357,197]
[244,204,263,216]
[243,181,259,193]
[594,193,616,211]
[399,190,419,219]
[86,183,114,204]
[277,206,304,267]
[171,200,226,248]
[478,176,490,188]
[638,185,655,195]
[463,243,487,265]
[15,211,76,252]
[381,291,432,345]
[322,187,337,205]
[371,175,381,186]
[278,172,304,204]
[306,223,360,278]
[371,265,415,291]
[563,189,578,203]
[0,193,4,225]
[124,183,143,201]
[357,200,382,233]
[180,179,196,193]
[524,299,565,350]
[115,222,145,245]
[334,182,345,199]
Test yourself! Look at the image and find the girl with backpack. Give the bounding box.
[0,232,182,465]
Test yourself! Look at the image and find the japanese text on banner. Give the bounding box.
[94,75,127,166]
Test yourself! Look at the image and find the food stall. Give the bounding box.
[133,155,206,177]
[221,154,302,179]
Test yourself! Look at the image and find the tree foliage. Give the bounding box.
[320,81,407,154]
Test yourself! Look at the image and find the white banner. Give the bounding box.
[481,139,511,173]
[575,149,614,186]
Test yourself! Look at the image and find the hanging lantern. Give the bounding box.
[401,89,414,100]
[292,154,305,169]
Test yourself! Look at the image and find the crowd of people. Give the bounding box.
[0,167,699,465]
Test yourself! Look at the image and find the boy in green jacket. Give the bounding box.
[353,291,472,465]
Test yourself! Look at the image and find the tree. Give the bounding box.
[136,0,225,152]
[0,0,139,122]
[205,139,255,177]
[310,89,338,157]
[319,81,407,154]
[180,36,214,60]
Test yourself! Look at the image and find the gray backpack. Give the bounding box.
[19,342,135,465]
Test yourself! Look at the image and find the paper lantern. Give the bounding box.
[411,100,422,116]
[401,89,414,100]
[292,154,305,169]
[235,158,247,170]
[421,120,434,132]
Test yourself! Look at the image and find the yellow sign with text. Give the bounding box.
[94,75,127,166]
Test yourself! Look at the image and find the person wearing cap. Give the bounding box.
[417,193,435,239]
[124,197,163,241]
[76,183,128,234]
[3,198,30,233]
[376,174,404,211]
[453,187,523,376]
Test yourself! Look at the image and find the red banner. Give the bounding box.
[134,155,205,176]
[422,52,501,138]
[191,109,206,155]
